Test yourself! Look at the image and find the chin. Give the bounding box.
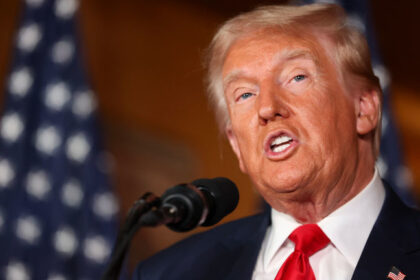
[256,168,315,198]
[260,174,303,195]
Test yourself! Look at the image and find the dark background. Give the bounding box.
[0,0,419,272]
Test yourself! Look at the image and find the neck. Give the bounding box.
[270,156,376,224]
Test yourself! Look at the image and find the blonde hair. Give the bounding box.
[205,3,382,156]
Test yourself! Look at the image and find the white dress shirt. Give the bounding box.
[252,169,385,280]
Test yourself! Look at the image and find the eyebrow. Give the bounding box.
[223,70,247,92]
[223,48,319,90]
[278,49,319,65]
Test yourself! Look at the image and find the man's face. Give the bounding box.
[222,30,363,209]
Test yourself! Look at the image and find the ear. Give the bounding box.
[355,88,381,135]
[225,125,246,173]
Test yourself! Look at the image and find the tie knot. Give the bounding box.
[289,224,329,257]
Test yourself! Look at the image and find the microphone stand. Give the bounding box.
[101,192,161,280]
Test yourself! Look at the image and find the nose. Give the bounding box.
[257,88,290,125]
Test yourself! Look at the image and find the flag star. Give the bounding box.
[373,64,391,90]
[376,157,388,177]
[72,90,96,118]
[9,67,33,97]
[83,236,111,264]
[347,14,366,33]
[0,159,15,188]
[15,215,41,244]
[35,125,62,155]
[54,226,78,256]
[26,0,45,7]
[45,82,71,111]
[61,179,84,208]
[55,0,79,19]
[93,192,118,220]
[1,113,25,143]
[47,274,67,280]
[51,38,74,64]
[5,261,30,280]
[26,170,51,200]
[18,23,42,52]
[66,133,91,163]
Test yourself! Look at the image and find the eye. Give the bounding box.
[238,92,254,101]
[293,74,306,82]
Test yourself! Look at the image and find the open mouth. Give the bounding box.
[264,131,298,159]
[270,135,293,153]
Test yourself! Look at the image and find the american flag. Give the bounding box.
[387,266,406,280]
[0,0,118,279]
[299,0,415,206]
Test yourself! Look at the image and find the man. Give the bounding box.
[133,3,420,279]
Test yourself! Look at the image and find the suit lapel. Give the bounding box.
[350,222,403,279]
[351,183,420,279]
[223,211,270,280]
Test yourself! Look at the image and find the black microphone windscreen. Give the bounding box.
[191,177,239,226]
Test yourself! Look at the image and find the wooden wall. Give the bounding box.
[78,0,264,269]
[0,0,419,272]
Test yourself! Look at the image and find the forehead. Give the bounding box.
[222,29,333,77]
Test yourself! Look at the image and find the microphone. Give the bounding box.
[102,177,238,280]
[141,177,239,232]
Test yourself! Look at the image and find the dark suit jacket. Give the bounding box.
[133,185,420,279]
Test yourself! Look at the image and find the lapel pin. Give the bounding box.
[387,266,406,280]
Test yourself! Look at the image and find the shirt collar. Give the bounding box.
[263,207,301,268]
[319,168,385,267]
[265,168,385,268]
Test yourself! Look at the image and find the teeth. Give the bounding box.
[273,143,291,153]
[271,135,292,146]
[270,135,293,153]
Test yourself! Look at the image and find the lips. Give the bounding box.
[264,131,298,159]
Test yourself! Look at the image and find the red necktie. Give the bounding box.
[274,224,330,280]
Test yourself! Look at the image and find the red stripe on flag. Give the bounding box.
[387,271,406,280]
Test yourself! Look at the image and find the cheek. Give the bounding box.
[324,107,357,158]
[232,119,257,150]
[300,95,354,151]
[230,105,259,135]
[230,113,262,165]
